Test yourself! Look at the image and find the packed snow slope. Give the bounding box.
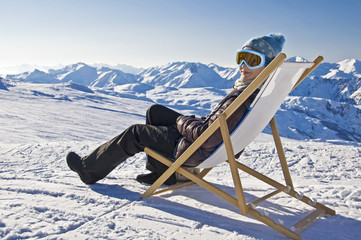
[0,58,361,239]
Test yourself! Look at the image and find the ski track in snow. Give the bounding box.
[1,81,361,239]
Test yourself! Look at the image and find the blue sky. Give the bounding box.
[1,0,361,71]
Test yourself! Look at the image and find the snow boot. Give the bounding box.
[66,152,97,185]
[136,172,177,186]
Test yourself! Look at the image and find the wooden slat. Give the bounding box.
[247,207,302,240]
[287,190,336,216]
[234,161,286,190]
[269,117,294,189]
[293,208,326,234]
[219,113,248,215]
[252,186,288,206]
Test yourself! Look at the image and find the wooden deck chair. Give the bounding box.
[141,53,336,240]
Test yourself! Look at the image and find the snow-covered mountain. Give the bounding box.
[4,61,237,89]
[6,58,361,90]
[289,59,361,105]
[3,58,361,142]
[6,63,138,89]
[137,62,234,88]
[313,58,361,79]
[207,63,240,83]
[90,63,144,74]
[0,77,9,91]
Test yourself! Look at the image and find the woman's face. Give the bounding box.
[239,47,265,82]
[239,64,265,82]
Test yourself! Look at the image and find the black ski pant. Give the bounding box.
[80,104,182,183]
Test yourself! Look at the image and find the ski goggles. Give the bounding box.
[236,49,266,69]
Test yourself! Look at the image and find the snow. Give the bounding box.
[138,62,231,88]
[0,78,9,91]
[315,58,361,79]
[1,67,361,239]
[338,59,357,74]
[286,56,309,63]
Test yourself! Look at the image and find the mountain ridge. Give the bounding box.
[5,57,361,87]
[4,58,360,105]
[2,58,360,143]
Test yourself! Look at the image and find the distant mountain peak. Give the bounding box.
[59,62,90,73]
[286,56,310,62]
[337,58,360,74]
[90,63,144,74]
[338,58,357,64]
[138,61,232,88]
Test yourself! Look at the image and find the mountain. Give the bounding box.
[90,63,144,74]
[6,69,59,84]
[138,62,232,88]
[6,58,361,91]
[3,58,361,142]
[0,77,9,91]
[7,63,138,90]
[207,63,240,83]
[286,56,310,62]
[92,67,138,89]
[51,63,138,88]
[288,58,361,105]
[291,76,361,104]
[54,63,99,86]
[309,58,361,79]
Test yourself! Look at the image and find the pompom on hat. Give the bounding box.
[242,33,285,65]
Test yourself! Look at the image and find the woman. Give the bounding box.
[66,33,285,186]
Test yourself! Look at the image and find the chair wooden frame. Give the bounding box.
[141,53,336,240]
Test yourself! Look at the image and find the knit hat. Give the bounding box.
[242,33,285,65]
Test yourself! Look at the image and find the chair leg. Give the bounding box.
[269,117,294,189]
[219,113,248,215]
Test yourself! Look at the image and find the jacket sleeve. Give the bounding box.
[176,115,209,142]
[175,88,258,166]
[176,96,250,150]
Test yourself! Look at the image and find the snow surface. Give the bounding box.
[2,140,360,240]
[1,71,361,239]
